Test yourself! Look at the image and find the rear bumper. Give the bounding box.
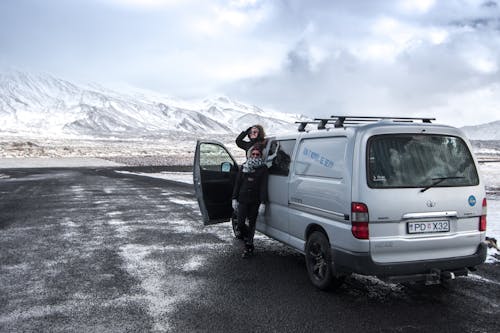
[332,242,487,277]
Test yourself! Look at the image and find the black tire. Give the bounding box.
[305,231,344,290]
[231,214,243,239]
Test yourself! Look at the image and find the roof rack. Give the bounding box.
[295,120,330,132]
[330,116,435,128]
[296,116,435,131]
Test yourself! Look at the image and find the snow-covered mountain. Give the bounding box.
[0,70,306,138]
[461,120,500,140]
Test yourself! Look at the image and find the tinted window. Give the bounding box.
[295,137,347,179]
[367,135,479,188]
[268,139,295,176]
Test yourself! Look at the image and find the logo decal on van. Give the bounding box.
[468,195,476,207]
[303,147,334,168]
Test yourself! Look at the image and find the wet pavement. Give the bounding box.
[0,167,499,332]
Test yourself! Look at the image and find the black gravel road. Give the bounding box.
[0,167,498,332]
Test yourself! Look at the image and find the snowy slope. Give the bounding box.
[0,70,306,137]
[461,120,500,140]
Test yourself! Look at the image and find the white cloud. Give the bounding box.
[215,7,251,27]
[103,0,185,8]
[427,28,448,44]
[230,0,259,7]
[398,0,436,14]
[203,56,280,80]
[355,17,450,62]
[462,47,499,74]
[474,59,498,74]
[189,3,269,37]
[426,84,500,126]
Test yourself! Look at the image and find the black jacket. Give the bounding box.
[236,131,264,153]
[232,165,268,204]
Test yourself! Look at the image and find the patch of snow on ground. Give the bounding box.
[119,243,201,332]
[108,219,126,225]
[169,198,197,205]
[60,219,78,228]
[485,199,500,263]
[106,211,122,217]
[479,162,500,190]
[182,255,205,272]
[0,157,124,169]
[115,171,193,184]
[168,223,198,233]
[467,273,500,285]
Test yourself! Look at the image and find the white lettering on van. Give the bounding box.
[303,147,334,168]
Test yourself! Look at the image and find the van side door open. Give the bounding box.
[265,139,295,242]
[193,140,239,225]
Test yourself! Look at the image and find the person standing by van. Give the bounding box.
[232,145,269,258]
[236,125,266,157]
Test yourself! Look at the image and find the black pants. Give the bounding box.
[237,201,260,247]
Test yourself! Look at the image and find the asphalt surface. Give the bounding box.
[0,167,499,332]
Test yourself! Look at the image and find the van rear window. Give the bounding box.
[367,134,479,188]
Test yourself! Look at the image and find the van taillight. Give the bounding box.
[479,198,487,232]
[351,202,369,239]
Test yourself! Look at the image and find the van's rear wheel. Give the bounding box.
[305,231,344,290]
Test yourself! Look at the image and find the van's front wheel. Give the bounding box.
[305,231,344,290]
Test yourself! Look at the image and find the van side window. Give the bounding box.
[268,139,295,176]
[295,137,347,179]
[199,143,234,171]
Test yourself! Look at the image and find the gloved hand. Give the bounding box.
[246,126,253,134]
[232,199,238,211]
[258,204,266,215]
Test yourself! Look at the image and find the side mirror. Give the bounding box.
[221,162,232,173]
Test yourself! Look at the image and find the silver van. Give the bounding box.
[193,116,487,290]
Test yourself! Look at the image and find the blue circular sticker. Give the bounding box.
[468,195,476,207]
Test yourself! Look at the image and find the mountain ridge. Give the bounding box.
[461,120,500,140]
[0,70,305,138]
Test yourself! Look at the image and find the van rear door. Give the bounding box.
[363,134,486,264]
[193,140,239,225]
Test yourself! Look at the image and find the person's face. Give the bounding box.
[250,150,261,158]
[249,127,259,139]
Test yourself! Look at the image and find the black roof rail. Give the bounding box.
[313,117,378,128]
[296,116,435,131]
[330,116,436,128]
[295,121,324,132]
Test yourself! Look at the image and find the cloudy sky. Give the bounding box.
[1,0,499,127]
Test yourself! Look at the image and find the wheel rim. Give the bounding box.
[308,241,327,281]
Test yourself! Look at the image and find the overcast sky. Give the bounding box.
[1,0,499,127]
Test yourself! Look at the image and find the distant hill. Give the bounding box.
[0,70,306,138]
[461,120,500,140]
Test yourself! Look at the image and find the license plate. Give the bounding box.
[407,220,450,234]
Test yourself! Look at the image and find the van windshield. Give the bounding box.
[367,134,479,189]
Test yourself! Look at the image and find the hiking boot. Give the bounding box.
[241,244,254,258]
[241,249,252,258]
